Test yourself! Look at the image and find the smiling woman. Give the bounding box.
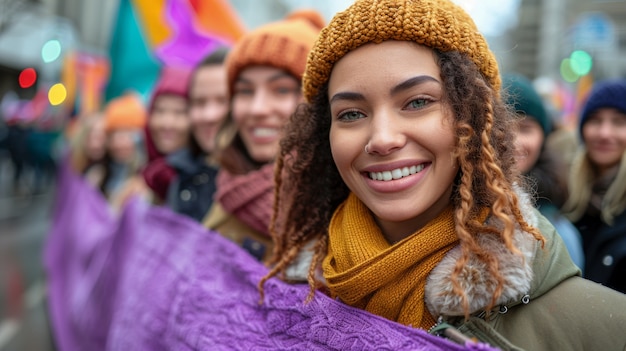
[201,9,325,262]
[260,0,626,350]
[328,42,458,242]
[563,79,626,293]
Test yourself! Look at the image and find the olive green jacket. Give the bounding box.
[203,203,274,262]
[426,191,626,351]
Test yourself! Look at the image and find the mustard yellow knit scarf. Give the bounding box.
[323,193,463,330]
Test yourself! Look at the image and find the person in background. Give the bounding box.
[4,114,30,195]
[86,93,147,210]
[259,0,626,349]
[202,10,325,261]
[68,111,107,184]
[164,48,230,221]
[504,73,584,271]
[142,66,192,204]
[563,78,626,293]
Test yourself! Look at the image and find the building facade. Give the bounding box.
[506,0,626,80]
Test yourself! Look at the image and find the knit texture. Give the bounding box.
[215,162,274,236]
[502,73,551,135]
[579,79,626,138]
[104,93,147,132]
[46,161,500,351]
[324,193,463,330]
[225,9,325,95]
[302,0,500,103]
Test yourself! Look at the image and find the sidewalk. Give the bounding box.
[0,159,56,350]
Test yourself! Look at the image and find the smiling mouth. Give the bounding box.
[252,127,279,137]
[368,164,426,181]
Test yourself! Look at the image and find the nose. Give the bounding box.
[196,100,228,123]
[158,112,176,129]
[597,120,613,138]
[201,103,227,123]
[249,88,271,118]
[366,109,406,156]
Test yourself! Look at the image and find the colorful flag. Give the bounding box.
[105,0,245,102]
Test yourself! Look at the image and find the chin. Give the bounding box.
[370,207,418,222]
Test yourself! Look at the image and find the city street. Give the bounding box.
[0,159,56,351]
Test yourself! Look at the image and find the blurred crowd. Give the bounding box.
[57,35,626,294]
[0,107,61,196]
[63,9,324,261]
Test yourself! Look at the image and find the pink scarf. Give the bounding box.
[215,163,275,236]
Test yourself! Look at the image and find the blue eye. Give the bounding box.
[407,99,429,109]
[338,110,364,121]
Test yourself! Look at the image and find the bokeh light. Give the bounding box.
[42,39,62,63]
[18,67,37,88]
[48,83,67,105]
[560,58,579,83]
[569,50,593,76]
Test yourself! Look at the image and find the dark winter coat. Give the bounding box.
[574,209,626,293]
[166,149,218,222]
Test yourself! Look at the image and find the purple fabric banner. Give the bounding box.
[44,161,118,350]
[44,163,499,351]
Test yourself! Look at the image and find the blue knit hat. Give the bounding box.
[579,79,626,138]
[503,73,551,135]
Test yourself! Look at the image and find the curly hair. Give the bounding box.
[260,50,545,316]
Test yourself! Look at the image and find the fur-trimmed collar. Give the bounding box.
[425,188,539,317]
[285,188,541,318]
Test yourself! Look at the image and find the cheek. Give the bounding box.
[148,116,161,133]
[616,129,626,148]
[231,99,247,124]
[529,134,544,154]
[188,108,203,124]
[329,127,356,178]
[582,125,594,142]
[278,99,299,121]
[175,116,191,130]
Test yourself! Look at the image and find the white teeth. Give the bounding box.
[253,128,278,137]
[369,164,425,181]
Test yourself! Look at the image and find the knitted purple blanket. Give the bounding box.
[44,164,498,351]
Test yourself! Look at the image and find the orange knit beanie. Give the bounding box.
[303,0,501,103]
[225,9,325,94]
[104,93,147,132]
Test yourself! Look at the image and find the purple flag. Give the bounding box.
[44,163,499,351]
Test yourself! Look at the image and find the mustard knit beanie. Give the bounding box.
[225,9,325,95]
[303,0,501,103]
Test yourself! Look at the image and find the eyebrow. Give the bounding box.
[390,75,440,95]
[329,91,364,104]
[236,72,295,85]
[329,75,440,104]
